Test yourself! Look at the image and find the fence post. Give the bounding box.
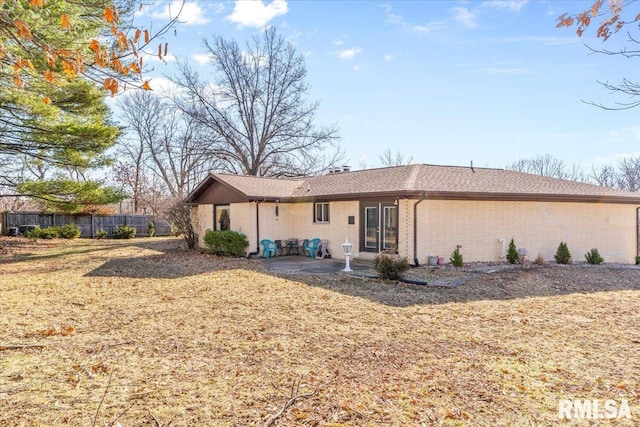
[91,214,95,238]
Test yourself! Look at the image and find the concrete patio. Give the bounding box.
[260,254,373,275]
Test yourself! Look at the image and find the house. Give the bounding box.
[184,164,640,264]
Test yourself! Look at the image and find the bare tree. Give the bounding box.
[616,156,640,191]
[590,164,618,188]
[116,90,220,243]
[507,154,566,177]
[506,154,587,182]
[117,90,217,210]
[378,149,413,167]
[172,27,342,177]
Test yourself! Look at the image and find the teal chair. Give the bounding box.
[260,239,277,259]
[304,238,321,258]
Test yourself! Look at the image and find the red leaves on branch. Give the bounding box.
[556,0,629,41]
[60,13,71,31]
[103,77,119,97]
[5,1,171,97]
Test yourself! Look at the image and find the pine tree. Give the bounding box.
[554,242,572,264]
[506,238,520,264]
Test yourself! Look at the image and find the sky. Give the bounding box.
[123,0,640,172]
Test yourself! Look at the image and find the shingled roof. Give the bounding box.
[186,164,640,204]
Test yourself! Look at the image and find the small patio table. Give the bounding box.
[285,239,300,255]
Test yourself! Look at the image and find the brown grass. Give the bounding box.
[0,236,638,426]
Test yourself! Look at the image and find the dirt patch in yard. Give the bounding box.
[0,236,638,426]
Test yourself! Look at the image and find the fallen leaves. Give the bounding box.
[0,237,638,425]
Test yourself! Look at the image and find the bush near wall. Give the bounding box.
[114,225,136,239]
[554,242,572,264]
[203,229,249,257]
[374,253,410,280]
[58,224,81,239]
[25,224,81,240]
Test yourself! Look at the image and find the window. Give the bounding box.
[215,205,230,230]
[314,202,330,223]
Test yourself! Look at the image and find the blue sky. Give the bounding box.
[127,0,640,171]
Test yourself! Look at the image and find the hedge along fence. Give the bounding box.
[2,212,171,238]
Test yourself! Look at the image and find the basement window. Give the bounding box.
[314,202,330,223]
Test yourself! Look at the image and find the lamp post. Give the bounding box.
[342,238,353,272]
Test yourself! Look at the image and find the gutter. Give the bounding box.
[246,200,262,258]
[413,192,426,266]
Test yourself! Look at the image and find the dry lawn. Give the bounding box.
[0,236,638,426]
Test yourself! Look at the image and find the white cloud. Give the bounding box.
[451,7,478,29]
[386,14,446,33]
[228,0,288,28]
[140,77,180,97]
[384,54,395,62]
[343,114,355,121]
[482,0,528,13]
[337,48,362,60]
[594,151,640,166]
[379,3,392,14]
[153,1,210,25]
[352,64,361,71]
[604,126,640,143]
[192,53,214,65]
[211,3,225,14]
[333,39,345,46]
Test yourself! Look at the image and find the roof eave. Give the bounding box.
[424,191,640,204]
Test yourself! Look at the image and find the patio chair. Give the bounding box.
[319,239,330,258]
[299,239,309,256]
[274,240,285,256]
[304,238,321,259]
[260,239,278,259]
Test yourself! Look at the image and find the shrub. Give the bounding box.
[147,221,156,237]
[58,224,81,239]
[26,226,59,240]
[25,227,41,240]
[506,238,520,264]
[554,241,572,264]
[585,248,604,265]
[533,254,544,265]
[450,245,463,267]
[636,256,640,265]
[95,228,108,239]
[374,252,410,280]
[114,225,136,239]
[203,229,249,257]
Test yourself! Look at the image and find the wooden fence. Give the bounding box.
[2,212,172,238]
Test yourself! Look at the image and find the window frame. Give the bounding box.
[314,202,330,224]
[215,204,231,231]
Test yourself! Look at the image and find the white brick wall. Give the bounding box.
[195,199,639,263]
[195,201,360,258]
[408,199,638,264]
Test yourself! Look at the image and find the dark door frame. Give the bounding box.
[359,201,399,253]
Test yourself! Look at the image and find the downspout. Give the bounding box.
[637,207,640,263]
[413,192,426,266]
[247,200,262,258]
